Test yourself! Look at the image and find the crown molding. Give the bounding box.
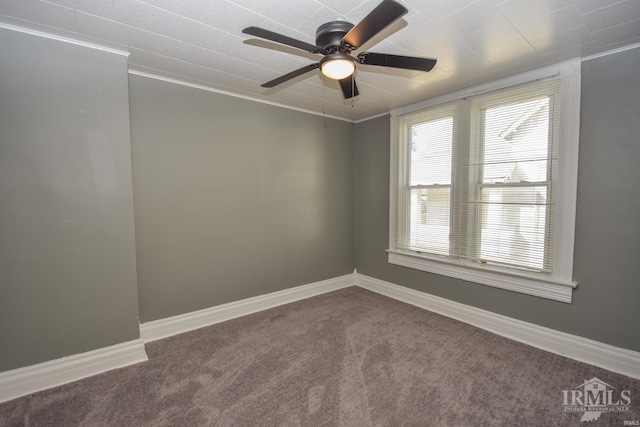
[128,69,355,123]
[0,22,130,57]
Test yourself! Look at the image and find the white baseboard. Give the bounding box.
[3,271,637,404]
[0,339,148,403]
[0,274,354,403]
[140,272,356,343]
[355,272,640,380]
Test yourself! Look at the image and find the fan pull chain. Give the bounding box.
[321,80,327,114]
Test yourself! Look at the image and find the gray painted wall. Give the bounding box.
[129,75,354,322]
[0,29,140,371]
[355,46,640,352]
[1,25,636,374]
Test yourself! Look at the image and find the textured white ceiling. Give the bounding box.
[1,0,639,121]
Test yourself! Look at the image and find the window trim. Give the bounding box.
[388,60,580,303]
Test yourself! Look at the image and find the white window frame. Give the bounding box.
[388,60,580,303]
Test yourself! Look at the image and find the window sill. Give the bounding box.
[387,250,576,303]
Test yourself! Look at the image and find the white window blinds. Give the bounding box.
[394,80,561,274]
[466,82,560,272]
[397,105,456,256]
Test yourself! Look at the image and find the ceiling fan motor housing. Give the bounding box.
[244,0,435,99]
[315,21,354,51]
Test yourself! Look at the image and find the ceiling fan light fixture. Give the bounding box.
[244,0,436,99]
[319,54,355,80]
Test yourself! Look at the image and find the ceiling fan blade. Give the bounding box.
[261,63,320,88]
[338,75,359,99]
[341,0,407,50]
[358,52,437,71]
[243,27,325,54]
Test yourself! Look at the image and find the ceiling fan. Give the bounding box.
[242,0,437,99]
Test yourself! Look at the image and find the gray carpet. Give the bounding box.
[1,286,639,426]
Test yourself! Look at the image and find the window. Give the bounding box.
[389,61,580,302]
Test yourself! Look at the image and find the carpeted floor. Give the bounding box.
[1,286,639,426]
